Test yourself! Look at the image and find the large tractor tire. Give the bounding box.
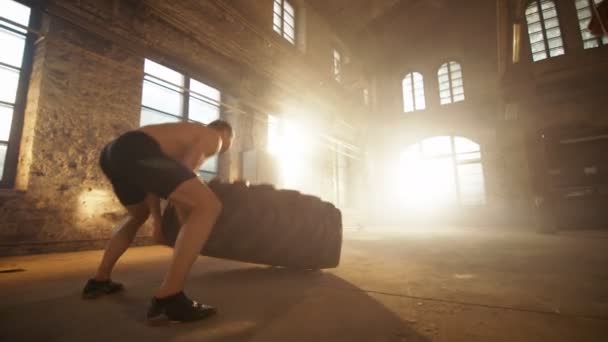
[160,180,343,269]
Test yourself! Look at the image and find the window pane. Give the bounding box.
[284,24,295,43]
[451,78,463,87]
[201,155,218,174]
[526,3,539,15]
[454,137,480,153]
[549,46,565,57]
[0,143,6,180]
[576,0,589,10]
[531,41,546,53]
[190,79,220,104]
[0,65,20,104]
[548,37,563,49]
[545,27,561,39]
[458,163,486,206]
[142,79,183,116]
[440,90,451,99]
[189,97,219,124]
[584,40,600,49]
[0,104,14,141]
[415,96,426,110]
[457,152,481,162]
[0,28,26,68]
[3,0,31,33]
[527,22,543,34]
[541,0,556,11]
[533,51,548,61]
[450,70,463,80]
[527,12,541,23]
[273,5,282,34]
[140,108,180,126]
[543,7,557,18]
[144,59,183,86]
[530,32,544,44]
[544,17,559,29]
[453,94,465,102]
[422,136,452,157]
[284,1,295,17]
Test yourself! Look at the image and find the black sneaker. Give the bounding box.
[82,278,124,299]
[147,292,217,324]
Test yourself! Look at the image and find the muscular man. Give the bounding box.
[82,120,234,323]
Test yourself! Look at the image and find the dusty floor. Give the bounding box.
[1,227,608,342]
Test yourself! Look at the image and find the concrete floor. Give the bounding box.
[1,227,608,342]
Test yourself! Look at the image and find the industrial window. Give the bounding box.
[273,0,296,44]
[333,49,342,83]
[0,0,32,185]
[398,136,486,208]
[525,0,565,62]
[402,72,426,113]
[576,0,608,49]
[141,59,221,179]
[438,61,465,105]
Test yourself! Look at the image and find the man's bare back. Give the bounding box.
[139,122,222,170]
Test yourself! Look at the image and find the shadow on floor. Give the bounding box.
[0,265,427,342]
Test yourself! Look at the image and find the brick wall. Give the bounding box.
[0,0,368,255]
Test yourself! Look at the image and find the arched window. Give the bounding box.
[525,0,565,62]
[397,136,486,208]
[402,72,426,113]
[575,0,608,49]
[438,61,465,105]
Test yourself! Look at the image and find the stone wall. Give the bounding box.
[0,0,368,255]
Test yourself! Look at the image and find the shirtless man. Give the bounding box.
[82,120,234,323]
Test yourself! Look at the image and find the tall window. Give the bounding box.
[273,0,296,44]
[402,72,426,113]
[333,49,342,83]
[576,0,608,49]
[398,136,486,208]
[525,0,565,62]
[0,1,31,185]
[141,59,221,180]
[438,61,465,105]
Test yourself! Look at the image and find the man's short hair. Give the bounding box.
[208,120,233,137]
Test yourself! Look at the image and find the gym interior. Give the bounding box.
[1,0,608,341]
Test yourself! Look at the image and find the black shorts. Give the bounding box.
[99,131,196,206]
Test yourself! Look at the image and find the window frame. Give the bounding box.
[401,71,426,113]
[273,0,297,45]
[524,0,566,62]
[438,61,465,105]
[140,59,223,179]
[575,0,608,49]
[0,1,39,188]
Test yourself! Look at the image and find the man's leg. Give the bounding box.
[154,178,221,298]
[94,202,150,281]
